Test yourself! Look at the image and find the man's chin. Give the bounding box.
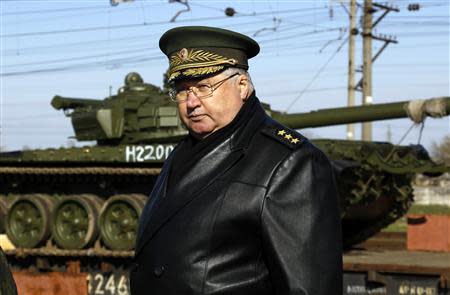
[188,124,214,139]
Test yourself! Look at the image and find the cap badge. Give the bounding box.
[178,48,189,61]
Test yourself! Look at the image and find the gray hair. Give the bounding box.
[222,67,255,95]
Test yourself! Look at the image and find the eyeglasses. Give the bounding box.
[169,73,239,103]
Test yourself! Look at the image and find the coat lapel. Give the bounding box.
[135,161,171,245]
[135,137,245,255]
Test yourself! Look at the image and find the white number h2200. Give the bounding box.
[125,145,175,162]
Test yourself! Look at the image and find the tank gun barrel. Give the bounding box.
[273,96,450,129]
[51,95,104,110]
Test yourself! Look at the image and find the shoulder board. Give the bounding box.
[260,122,307,150]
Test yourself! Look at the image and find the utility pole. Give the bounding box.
[356,1,398,141]
[387,125,392,142]
[362,0,373,141]
[346,0,357,140]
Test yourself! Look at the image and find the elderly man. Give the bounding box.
[130,26,342,295]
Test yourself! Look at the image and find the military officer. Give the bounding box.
[130,26,342,295]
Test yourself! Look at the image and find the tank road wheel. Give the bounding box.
[99,194,146,250]
[52,194,104,249]
[6,194,54,248]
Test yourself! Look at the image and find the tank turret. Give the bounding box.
[51,96,104,110]
[1,72,448,253]
[51,72,186,144]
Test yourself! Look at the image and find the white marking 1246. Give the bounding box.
[87,273,129,295]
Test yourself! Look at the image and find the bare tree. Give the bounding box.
[431,135,450,165]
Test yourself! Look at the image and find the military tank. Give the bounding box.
[1,72,449,254]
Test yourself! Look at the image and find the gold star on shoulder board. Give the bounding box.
[291,138,300,144]
[284,134,292,140]
[277,130,286,136]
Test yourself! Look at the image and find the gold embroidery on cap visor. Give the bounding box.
[168,49,238,81]
[169,66,225,81]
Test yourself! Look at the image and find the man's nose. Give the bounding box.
[186,89,201,108]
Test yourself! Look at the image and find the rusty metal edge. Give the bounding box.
[0,167,161,175]
[5,248,134,258]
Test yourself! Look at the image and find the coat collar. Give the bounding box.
[135,97,267,255]
[230,95,267,150]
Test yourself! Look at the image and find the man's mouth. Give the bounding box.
[188,114,206,121]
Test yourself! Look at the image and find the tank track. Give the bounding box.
[342,193,413,249]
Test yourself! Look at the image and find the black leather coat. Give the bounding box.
[130,100,342,295]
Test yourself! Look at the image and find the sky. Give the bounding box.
[1,0,449,153]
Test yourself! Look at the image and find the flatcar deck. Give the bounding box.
[343,248,449,295]
[344,249,450,277]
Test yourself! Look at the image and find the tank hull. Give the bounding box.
[2,139,446,252]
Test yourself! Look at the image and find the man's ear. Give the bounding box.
[238,75,250,100]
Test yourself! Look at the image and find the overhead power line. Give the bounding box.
[1,53,164,77]
[2,26,345,74]
[257,27,344,44]
[0,7,322,38]
[2,5,107,15]
[0,17,297,56]
[2,2,164,26]
[2,23,344,70]
[285,35,349,112]
[3,18,445,56]
[3,46,157,68]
